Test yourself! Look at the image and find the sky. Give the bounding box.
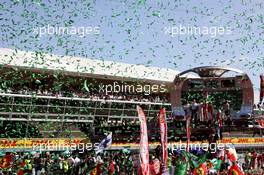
[0,0,264,102]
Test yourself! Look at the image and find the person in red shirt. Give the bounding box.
[202,102,208,122]
[207,102,214,125]
[216,110,223,140]
[108,159,115,175]
[261,153,264,169]
[17,159,26,175]
[251,150,257,169]
[257,153,262,169]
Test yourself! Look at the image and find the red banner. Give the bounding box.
[158,108,168,174]
[137,106,150,175]
[186,115,191,152]
[260,74,264,103]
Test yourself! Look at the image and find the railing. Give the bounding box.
[0,93,170,105]
[0,93,172,122]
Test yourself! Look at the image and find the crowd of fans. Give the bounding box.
[183,100,232,123]
[243,150,264,172]
[0,150,134,175]
[0,148,264,175]
[0,87,169,104]
[0,69,169,104]
[0,121,41,138]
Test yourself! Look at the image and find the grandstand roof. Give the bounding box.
[177,66,245,78]
[0,48,179,83]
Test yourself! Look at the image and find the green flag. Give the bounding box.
[210,158,222,171]
[197,152,210,165]
[181,150,199,169]
[174,160,187,175]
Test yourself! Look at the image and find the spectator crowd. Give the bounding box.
[0,148,264,175]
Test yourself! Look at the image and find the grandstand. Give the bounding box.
[0,48,263,152]
[0,48,178,140]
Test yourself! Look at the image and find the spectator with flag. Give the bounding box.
[174,152,188,175]
[96,132,112,155]
[149,156,160,175]
[228,162,244,175]
[226,145,238,163]
[193,162,208,175]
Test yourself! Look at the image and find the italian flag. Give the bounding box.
[228,163,244,175]
[193,162,207,175]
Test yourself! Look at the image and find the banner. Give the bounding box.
[186,115,191,152]
[158,108,168,174]
[220,137,264,144]
[137,105,150,175]
[2,137,264,151]
[110,137,264,148]
[0,138,85,150]
[260,74,264,103]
